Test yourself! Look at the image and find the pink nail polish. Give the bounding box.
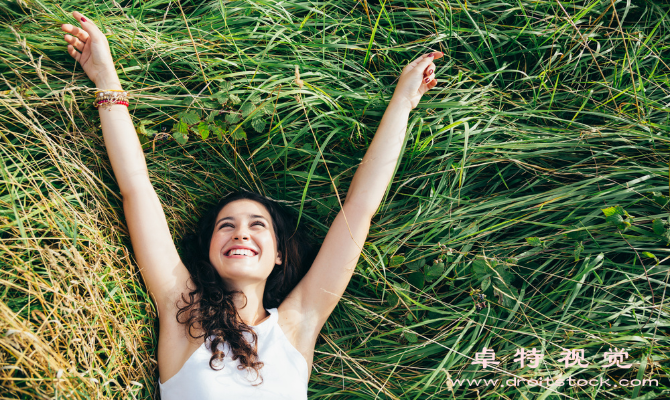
[428,69,433,75]
[81,17,87,22]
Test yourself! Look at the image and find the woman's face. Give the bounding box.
[209,199,282,287]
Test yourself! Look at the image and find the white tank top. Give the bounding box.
[159,308,309,399]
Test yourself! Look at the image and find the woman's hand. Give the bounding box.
[392,52,444,110]
[60,11,121,89]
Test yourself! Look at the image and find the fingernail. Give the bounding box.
[428,69,433,75]
[424,77,430,83]
[81,17,87,22]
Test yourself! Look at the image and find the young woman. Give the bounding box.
[60,10,442,399]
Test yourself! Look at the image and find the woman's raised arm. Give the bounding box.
[61,11,148,193]
[61,11,190,318]
[279,52,443,342]
[338,52,443,215]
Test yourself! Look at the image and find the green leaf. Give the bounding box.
[652,219,666,235]
[494,284,519,308]
[225,112,241,125]
[407,259,426,271]
[212,91,229,106]
[387,292,399,307]
[197,121,209,140]
[601,205,625,218]
[316,201,330,216]
[380,244,399,256]
[231,127,247,141]
[526,237,543,247]
[606,213,624,226]
[171,122,188,144]
[179,111,200,125]
[327,197,340,208]
[218,80,232,92]
[137,133,150,148]
[251,117,267,133]
[389,255,405,268]
[403,330,418,343]
[261,102,274,115]
[174,133,188,144]
[209,123,224,141]
[472,259,488,277]
[229,93,241,104]
[241,102,255,118]
[496,267,513,285]
[248,92,261,104]
[651,192,670,207]
[408,272,425,290]
[137,120,157,137]
[481,276,491,291]
[206,110,219,123]
[641,251,657,259]
[425,263,445,281]
[175,120,188,135]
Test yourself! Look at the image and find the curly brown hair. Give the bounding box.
[176,190,318,383]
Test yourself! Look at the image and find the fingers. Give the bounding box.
[60,23,90,43]
[423,71,435,85]
[71,11,103,38]
[66,44,81,63]
[416,54,435,71]
[406,52,433,70]
[430,51,444,60]
[63,34,86,52]
[421,52,443,87]
[423,63,436,77]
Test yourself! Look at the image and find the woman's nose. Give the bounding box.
[233,228,249,240]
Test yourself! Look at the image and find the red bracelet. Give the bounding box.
[94,99,129,108]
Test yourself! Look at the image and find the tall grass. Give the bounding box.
[1,0,668,399]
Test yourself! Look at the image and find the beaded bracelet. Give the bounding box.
[94,89,129,111]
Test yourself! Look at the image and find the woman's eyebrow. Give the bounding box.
[216,214,268,226]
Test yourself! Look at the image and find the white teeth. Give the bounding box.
[227,249,255,256]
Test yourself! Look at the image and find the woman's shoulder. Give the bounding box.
[157,316,207,384]
[276,301,317,354]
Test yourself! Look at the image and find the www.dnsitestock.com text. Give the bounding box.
[448,376,659,389]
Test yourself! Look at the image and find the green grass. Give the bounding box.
[1,0,669,399]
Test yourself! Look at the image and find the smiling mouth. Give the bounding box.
[225,249,258,257]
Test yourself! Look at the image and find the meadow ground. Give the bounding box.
[1,0,669,399]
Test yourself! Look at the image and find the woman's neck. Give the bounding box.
[230,281,269,326]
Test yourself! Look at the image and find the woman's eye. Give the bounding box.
[219,221,264,229]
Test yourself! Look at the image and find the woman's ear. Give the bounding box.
[276,251,283,265]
